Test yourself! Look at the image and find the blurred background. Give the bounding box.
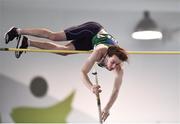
[0,0,180,123]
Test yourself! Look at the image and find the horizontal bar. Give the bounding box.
[128,51,180,54]
[0,48,92,54]
[0,48,180,54]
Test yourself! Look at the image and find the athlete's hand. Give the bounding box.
[91,84,102,95]
[101,109,110,122]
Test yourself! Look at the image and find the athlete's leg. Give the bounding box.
[17,28,67,41]
[14,35,75,58]
[29,39,75,56]
[5,27,67,44]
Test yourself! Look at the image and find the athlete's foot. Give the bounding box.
[15,36,29,59]
[4,27,20,44]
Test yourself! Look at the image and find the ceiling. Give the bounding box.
[1,0,180,12]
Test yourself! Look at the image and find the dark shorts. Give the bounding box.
[64,21,103,50]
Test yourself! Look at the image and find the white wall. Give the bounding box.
[0,0,180,123]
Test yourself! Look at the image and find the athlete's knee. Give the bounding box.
[49,32,66,41]
[48,32,57,41]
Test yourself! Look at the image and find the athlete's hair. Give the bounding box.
[107,45,128,62]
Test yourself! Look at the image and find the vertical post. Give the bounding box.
[92,69,103,124]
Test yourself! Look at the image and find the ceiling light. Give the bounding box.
[132,11,163,40]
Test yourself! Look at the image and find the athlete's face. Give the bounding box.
[105,55,122,71]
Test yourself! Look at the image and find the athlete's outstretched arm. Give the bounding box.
[102,65,123,122]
